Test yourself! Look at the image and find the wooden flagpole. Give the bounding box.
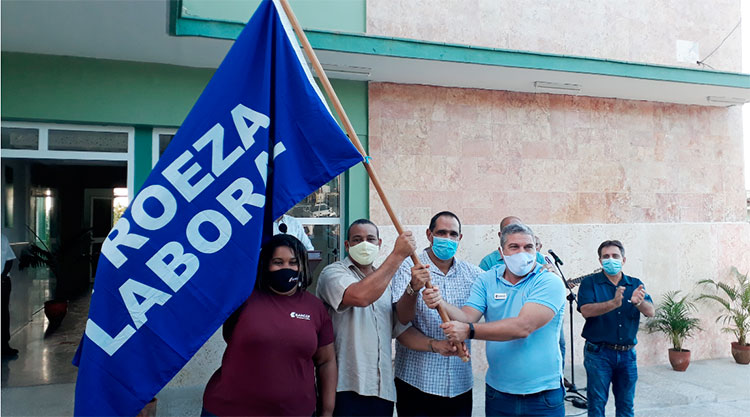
[278,0,468,361]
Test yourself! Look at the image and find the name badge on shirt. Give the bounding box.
[494,293,507,300]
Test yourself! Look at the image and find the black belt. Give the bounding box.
[503,387,560,398]
[600,342,634,351]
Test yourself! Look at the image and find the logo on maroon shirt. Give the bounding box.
[290,312,311,320]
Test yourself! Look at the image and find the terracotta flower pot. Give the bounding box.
[668,348,691,371]
[731,342,750,365]
[43,300,68,329]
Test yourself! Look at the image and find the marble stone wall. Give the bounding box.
[366,0,742,72]
[369,83,746,227]
[367,82,749,366]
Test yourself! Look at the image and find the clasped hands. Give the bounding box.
[422,286,470,343]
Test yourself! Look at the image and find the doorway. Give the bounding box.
[83,187,128,281]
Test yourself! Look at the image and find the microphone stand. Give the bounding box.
[550,258,588,409]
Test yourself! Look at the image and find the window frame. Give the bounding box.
[1,121,135,199]
[150,127,346,260]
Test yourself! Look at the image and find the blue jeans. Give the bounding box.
[485,384,564,417]
[583,341,638,417]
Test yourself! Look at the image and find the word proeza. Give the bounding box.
[86,104,284,356]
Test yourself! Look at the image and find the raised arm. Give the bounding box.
[630,284,654,317]
[579,285,624,319]
[341,232,415,308]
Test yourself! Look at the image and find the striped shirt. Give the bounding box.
[391,249,483,397]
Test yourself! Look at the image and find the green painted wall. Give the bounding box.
[179,0,365,33]
[314,80,369,225]
[2,52,369,216]
[133,127,153,193]
[1,52,213,127]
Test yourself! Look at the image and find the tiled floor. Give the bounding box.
[2,291,749,416]
[1,291,89,388]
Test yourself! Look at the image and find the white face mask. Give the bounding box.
[501,249,536,277]
[348,241,380,266]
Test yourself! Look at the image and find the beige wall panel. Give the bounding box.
[367,0,742,71]
[369,83,746,227]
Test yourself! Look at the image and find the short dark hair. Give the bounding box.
[500,223,534,249]
[597,240,625,258]
[256,234,312,291]
[347,218,379,240]
[429,211,462,233]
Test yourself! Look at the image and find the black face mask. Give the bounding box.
[266,268,299,293]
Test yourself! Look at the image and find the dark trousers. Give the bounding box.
[2,276,11,349]
[333,391,393,417]
[395,378,472,417]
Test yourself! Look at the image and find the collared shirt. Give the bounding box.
[390,249,483,398]
[273,215,314,251]
[1,234,16,266]
[577,272,653,346]
[465,264,566,395]
[316,257,409,402]
[479,250,546,271]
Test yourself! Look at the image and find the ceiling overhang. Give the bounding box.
[302,30,750,107]
[2,0,748,107]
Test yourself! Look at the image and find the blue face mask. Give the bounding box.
[431,236,458,261]
[602,258,622,275]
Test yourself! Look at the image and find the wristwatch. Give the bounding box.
[405,282,417,296]
[468,322,475,339]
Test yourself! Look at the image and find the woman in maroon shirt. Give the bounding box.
[202,234,337,416]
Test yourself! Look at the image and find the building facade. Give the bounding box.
[2,0,749,392]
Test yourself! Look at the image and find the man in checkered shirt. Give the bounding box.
[390,211,483,417]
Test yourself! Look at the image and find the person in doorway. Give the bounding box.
[577,240,654,417]
[202,234,336,417]
[2,233,18,357]
[273,213,314,251]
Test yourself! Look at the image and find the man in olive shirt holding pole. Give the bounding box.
[317,219,425,416]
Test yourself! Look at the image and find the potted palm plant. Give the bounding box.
[19,228,92,333]
[698,267,750,364]
[644,290,701,371]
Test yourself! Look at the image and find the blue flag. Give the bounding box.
[72,1,363,415]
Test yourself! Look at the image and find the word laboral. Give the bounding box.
[86,103,284,356]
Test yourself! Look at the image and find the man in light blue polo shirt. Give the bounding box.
[424,223,566,417]
[479,216,545,271]
[479,216,572,388]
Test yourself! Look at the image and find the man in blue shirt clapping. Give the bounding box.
[577,240,655,417]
